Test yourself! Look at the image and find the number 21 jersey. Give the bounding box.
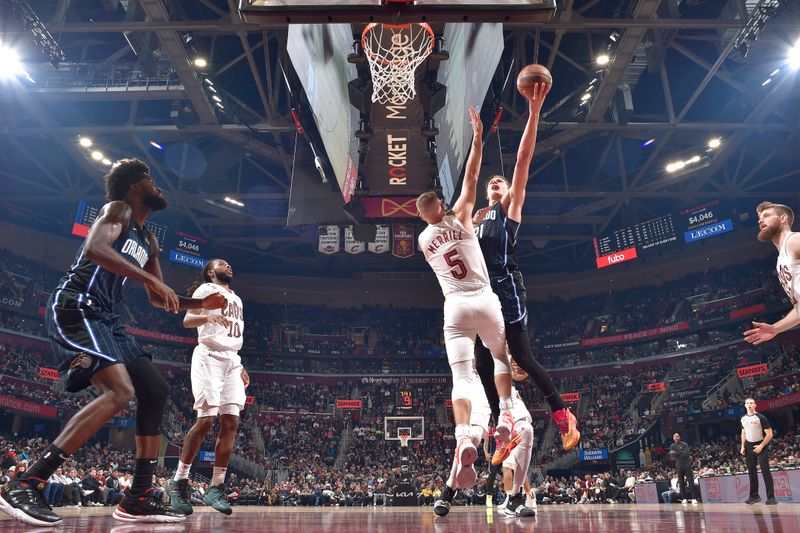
[189,283,244,352]
[419,214,490,296]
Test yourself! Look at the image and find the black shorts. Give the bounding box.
[490,270,528,326]
[45,302,150,392]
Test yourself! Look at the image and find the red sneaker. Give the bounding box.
[492,431,522,466]
[552,408,580,451]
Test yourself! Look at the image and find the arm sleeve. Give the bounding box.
[757,413,772,430]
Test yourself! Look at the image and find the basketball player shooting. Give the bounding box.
[0,159,226,527]
[471,72,580,453]
[416,108,515,496]
[168,258,248,517]
[744,202,800,345]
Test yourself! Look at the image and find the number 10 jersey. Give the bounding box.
[189,283,244,353]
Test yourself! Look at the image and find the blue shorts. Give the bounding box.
[45,301,150,392]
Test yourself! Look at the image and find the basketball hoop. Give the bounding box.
[362,22,434,106]
[399,434,411,448]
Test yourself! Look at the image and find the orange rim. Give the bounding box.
[361,22,434,67]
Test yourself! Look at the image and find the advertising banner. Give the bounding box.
[335,399,363,409]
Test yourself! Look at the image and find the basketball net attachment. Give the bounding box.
[398,429,411,448]
[362,22,434,106]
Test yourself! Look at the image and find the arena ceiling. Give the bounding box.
[1,0,799,276]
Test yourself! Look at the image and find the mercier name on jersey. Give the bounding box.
[419,214,490,296]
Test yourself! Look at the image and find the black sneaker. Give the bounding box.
[433,486,456,517]
[0,476,63,527]
[504,491,536,517]
[113,488,186,523]
[166,478,193,516]
[745,496,762,505]
[766,497,777,505]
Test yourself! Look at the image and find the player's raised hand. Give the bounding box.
[528,82,549,115]
[744,321,777,345]
[207,314,231,327]
[203,292,227,311]
[468,106,483,138]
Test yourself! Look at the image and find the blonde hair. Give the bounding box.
[416,191,441,214]
[756,201,794,227]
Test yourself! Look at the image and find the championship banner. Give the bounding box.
[737,363,768,379]
[360,197,418,218]
[392,224,415,258]
[245,396,255,405]
[335,399,363,409]
[368,225,390,254]
[646,382,666,392]
[344,226,366,254]
[0,394,58,417]
[318,225,340,255]
[561,392,580,403]
[38,367,60,381]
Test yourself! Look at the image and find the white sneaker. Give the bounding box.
[681,499,688,504]
[496,410,514,443]
[525,492,536,508]
[496,495,509,513]
[691,499,698,504]
[453,435,478,488]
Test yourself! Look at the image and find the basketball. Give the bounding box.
[517,64,552,98]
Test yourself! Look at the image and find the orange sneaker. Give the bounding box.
[552,408,580,451]
[491,431,522,466]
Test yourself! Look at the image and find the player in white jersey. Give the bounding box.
[745,202,800,345]
[498,381,535,516]
[433,363,495,517]
[419,106,514,501]
[167,259,248,517]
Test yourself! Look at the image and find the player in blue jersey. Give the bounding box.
[471,82,580,456]
[0,159,226,527]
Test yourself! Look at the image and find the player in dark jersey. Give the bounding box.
[471,82,580,455]
[0,159,226,527]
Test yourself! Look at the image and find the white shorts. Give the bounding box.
[191,344,247,417]
[443,288,506,366]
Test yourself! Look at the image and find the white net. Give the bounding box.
[362,23,434,106]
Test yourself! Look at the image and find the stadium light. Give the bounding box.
[101,158,112,166]
[91,151,104,161]
[193,57,208,68]
[665,161,685,173]
[789,38,800,70]
[596,54,610,66]
[78,136,93,148]
[0,42,33,82]
[707,137,721,149]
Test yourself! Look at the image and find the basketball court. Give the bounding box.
[1,503,798,532]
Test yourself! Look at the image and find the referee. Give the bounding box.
[740,397,776,505]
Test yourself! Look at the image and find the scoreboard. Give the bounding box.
[593,201,735,269]
[72,200,168,250]
[167,230,209,269]
[396,390,413,410]
[594,214,677,257]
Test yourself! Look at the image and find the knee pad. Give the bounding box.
[450,360,474,401]
[515,420,534,448]
[493,350,511,377]
[128,357,170,436]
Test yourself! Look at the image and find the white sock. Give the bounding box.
[455,423,471,439]
[499,396,513,411]
[211,466,227,486]
[173,461,191,481]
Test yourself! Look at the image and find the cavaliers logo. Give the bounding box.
[381,198,417,217]
[69,353,93,370]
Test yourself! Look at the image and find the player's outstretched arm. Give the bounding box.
[505,83,549,222]
[142,234,226,313]
[744,307,800,344]
[452,106,483,231]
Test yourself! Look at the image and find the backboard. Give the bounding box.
[240,1,557,25]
